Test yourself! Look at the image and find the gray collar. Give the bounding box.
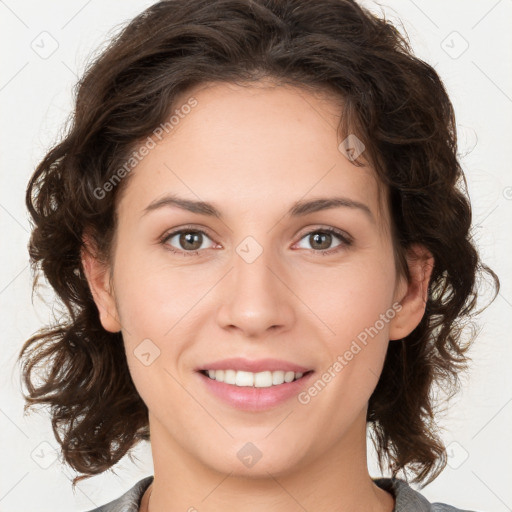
[373,477,432,511]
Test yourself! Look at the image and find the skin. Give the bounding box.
[83,79,434,512]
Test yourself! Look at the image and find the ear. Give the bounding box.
[80,234,122,333]
[389,244,434,341]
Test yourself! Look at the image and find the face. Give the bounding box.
[84,80,431,479]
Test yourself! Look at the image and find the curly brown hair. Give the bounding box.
[18,0,499,489]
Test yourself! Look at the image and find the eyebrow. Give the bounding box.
[142,194,374,223]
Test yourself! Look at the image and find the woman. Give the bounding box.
[18,0,499,511]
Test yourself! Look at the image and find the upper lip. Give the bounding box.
[197,357,312,373]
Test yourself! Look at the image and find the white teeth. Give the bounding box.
[204,369,306,387]
[236,370,254,386]
[224,369,236,384]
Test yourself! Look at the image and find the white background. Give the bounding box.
[0,0,511,511]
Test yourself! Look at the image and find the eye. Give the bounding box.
[160,226,352,257]
[294,227,353,255]
[161,227,216,256]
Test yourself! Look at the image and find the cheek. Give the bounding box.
[305,252,397,400]
[113,255,195,414]
[307,256,397,343]
[304,279,396,441]
[110,247,211,392]
[111,240,198,337]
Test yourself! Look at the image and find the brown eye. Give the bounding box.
[309,232,333,250]
[162,229,215,254]
[178,232,203,250]
[295,228,352,255]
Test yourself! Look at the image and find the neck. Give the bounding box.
[144,410,395,512]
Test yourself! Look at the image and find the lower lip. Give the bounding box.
[197,371,314,411]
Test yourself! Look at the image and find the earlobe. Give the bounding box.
[389,244,434,341]
[80,235,122,333]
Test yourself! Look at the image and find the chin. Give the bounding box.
[196,439,307,479]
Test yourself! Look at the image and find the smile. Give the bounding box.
[200,369,311,387]
[197,369,315,411]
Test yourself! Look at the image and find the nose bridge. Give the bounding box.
[216,235,294,335]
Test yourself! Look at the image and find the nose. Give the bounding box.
[215,242,295,339]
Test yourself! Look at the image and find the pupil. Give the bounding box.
[312,232,330,250]
[181,232,201,250]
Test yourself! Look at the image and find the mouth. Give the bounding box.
[194,357,315,410]
[196,368,315,411]
[198,368,314,387]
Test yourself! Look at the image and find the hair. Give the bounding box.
[18,0,499,489]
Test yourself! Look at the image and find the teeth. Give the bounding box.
[204,369,305,387]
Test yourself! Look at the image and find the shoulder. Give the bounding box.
[83,476,154,512]
[373,477,478,512]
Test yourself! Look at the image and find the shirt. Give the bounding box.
[84,475,476,511]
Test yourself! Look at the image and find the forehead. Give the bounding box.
[117,80,388,228]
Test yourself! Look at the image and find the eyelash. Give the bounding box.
[160,225,353,257]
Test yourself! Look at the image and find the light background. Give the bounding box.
[0,0,510,511]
